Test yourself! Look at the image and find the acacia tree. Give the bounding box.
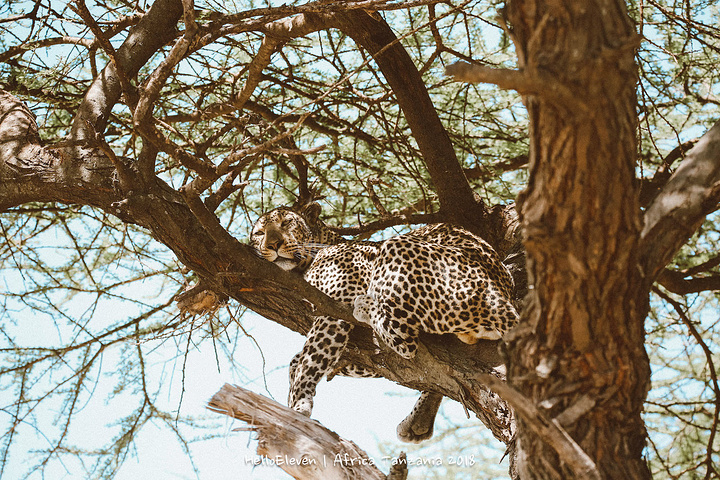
[0,0,718,479]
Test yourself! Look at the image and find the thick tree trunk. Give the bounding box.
[504,1,652,478]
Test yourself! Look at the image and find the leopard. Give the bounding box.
[250,203,518,442]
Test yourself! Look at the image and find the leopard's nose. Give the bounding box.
[267,238,284,251]
[264,229,285,251]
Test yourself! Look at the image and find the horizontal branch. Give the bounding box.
[0,90,117,211]
[445,61,589,113]
[0,36,94,63]
[215,0,442,27]
[683,255,720,276]
[330,212,445,237]
[657,269,720,294]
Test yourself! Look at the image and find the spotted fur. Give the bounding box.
[353,223,518,359]
[250,204,518,441]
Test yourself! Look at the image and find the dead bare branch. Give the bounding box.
[208,383,391,480]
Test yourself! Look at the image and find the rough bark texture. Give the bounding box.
[640,119,720,280]
[4,1,720,478]
[69,0,184,143]
[504,1,652,478]
[0,0,517,463]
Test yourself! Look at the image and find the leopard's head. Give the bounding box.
[250,203,329,272]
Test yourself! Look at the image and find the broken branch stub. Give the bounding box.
[208,383,399,480]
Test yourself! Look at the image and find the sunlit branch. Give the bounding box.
[640,119,720,281]
[134,0,198,128]
[72,0,134,101]
[330,211,444,236]
[69,0,184,142]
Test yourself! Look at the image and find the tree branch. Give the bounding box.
[656,269,720,294]
[329,10,482,224]
[208,384,393,480]
[73,0,134,100]
[133,0,198,127]
[639,140,697,207]
[69,0,184,143]
[445,61,589,113]
[682,255,720,276]
[640,119,720,281]
[0,90,116,211]
[477,374,601,480]
[0,37,94,63]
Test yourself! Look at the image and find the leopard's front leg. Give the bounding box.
[288,316,353,416]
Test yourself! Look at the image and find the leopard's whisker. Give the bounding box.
[249,204,518,445]
[304,242,330,255]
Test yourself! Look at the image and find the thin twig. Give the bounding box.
[653,288,720,480]
[73,0,134,100]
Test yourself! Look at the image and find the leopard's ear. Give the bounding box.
[299,202,322,224]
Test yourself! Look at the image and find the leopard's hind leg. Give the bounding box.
[396,391,443,443]
[354,294,421,359]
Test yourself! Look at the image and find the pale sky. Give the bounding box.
[3,303,509,479]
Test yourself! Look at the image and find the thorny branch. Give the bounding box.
[1,0,720,478]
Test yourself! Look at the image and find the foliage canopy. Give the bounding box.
[0,0,718,478]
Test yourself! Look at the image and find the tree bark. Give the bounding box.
[208,384,397,480]
[69,0,184,142]
[329,10,520,249]
[0,85,515,458]
[504,1,652,478]
[640,119,720,281]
